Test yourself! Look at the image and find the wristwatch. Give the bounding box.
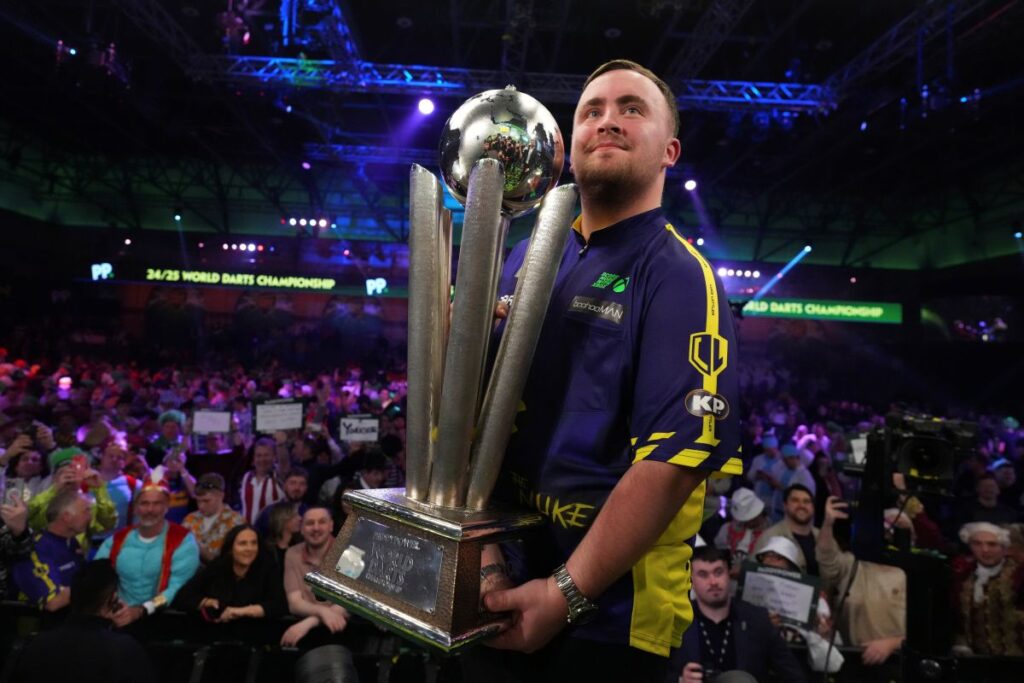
[552,564,598,625]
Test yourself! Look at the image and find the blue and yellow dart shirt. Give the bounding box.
[492,207,743,656]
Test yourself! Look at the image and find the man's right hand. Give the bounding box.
[0,495,29,536]
[823,496,849,527]
[4,434,32,462]
[318,604,348,633]
[680,662,704,683]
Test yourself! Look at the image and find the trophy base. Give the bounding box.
[305,487,544,653]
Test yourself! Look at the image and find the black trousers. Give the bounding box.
[459,634,669,683]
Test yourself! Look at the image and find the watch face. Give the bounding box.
[572,604,599,626]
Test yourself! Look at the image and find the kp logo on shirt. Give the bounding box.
[688,332,728,378]
[684,389,730,420]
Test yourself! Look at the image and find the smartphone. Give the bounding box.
[71,454,88,475]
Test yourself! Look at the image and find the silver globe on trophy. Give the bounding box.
[305,87,578,651]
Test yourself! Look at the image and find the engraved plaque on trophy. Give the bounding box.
[305,87,579,651]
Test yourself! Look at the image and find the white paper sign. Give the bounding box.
[739,565,817,627]
[255,401,304,433]
[192,411,232,434]
[340,416,379,442]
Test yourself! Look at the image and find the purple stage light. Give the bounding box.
[418,98,435,115]
[684,179,697,192]
[301,161,311,170]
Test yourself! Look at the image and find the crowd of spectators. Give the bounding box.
[1,346,1022,682]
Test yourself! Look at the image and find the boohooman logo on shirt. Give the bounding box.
[568,295,624,324]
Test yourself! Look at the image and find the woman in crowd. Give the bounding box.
[172,523,286,635]
[264,501,301,575]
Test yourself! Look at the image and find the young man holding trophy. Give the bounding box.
[306,59,741,682]
[469,60,743,679]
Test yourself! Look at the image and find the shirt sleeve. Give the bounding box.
[88,482,118,534]
[630,233,742,475]
[12,541,62,609]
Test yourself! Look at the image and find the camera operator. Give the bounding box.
[816,496,906,666]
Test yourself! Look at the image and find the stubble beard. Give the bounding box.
[573,152,658,211]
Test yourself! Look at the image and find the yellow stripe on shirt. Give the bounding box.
[629,479,707,655]
[665,224,726,449]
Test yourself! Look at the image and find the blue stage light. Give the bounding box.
[418,98,435,115]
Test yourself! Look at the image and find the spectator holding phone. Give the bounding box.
[27,447,117,552]
[173,524,286,632]
[1,491,31,599]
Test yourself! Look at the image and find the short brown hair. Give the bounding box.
[583,59,680,137]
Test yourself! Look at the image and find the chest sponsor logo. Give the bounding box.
[685,389,730,420]
[568,295,624,325]
[688,332,728,378]
[591,271,630,293]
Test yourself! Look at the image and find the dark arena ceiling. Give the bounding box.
[1,0,1023,269]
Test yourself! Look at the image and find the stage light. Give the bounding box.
[717,267,727,277]
[743,270,752,277]
[285,104,293,113]
[174,213,182,222]
[727,269,735,276]
[299,218,307,226]
[247,243,256,251]
[198,242,204,249]
[257,244,264,252]
[803,244,812,252]
[696,237,705,246]
[753,245,812,301]
[124,238,132,246]
[331,223,337,229]
[1015,231,1023,239]
[418,98,435,115]
[318,219,327,228]
[859,121,868,132]
[301,161,312,170]
[289,218,297,226]
[343,249,351,257]
[684,179,697,192]
[959,96,968,104]
[850,276,857,284]
[69,48,77,56]
[222,243,229,250]
[752,271,760,279]
[231,244,237,250]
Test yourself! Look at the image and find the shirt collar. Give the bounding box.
[571,208,666,248]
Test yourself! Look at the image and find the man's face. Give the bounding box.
[977,478,1000,503]
[253,446,274,474]
[64,496,93,535]
[301,508,333,549]
[15,450,42,478]
[196,490,223,516]
[570,69,678,196]
[136,490,169,530]
[969,531,1007,567]
[784,455,801,471]
[284,475,308,502]
[100,444,126,472]
[994,466,1016,488]
[363,468,387,488]
[691,559,729,609]
[160,421,180,441]
[784,490,814,526]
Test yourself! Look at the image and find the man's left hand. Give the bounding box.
[112,604,145,628]
[861,635,903,665]
[483,576,568,653]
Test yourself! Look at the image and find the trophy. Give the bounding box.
[305,87,579,652]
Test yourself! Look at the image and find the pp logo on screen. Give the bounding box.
[685,389,730,420]
[365,277,388,296]
[688,332,728,378]
[90,263,114,281]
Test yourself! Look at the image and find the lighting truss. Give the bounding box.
[199,56,836,113]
